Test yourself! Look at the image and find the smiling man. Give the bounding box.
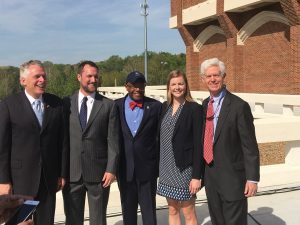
[115,71,162,225]
[200,58,260,225]
[0,60,65,225]
[62,61,119,225]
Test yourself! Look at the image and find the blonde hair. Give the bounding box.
[166,70,193,105]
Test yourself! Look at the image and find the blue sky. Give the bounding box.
[0,0,185,66]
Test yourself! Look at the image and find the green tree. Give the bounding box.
[0,52,186,98]
[0,66,21,100]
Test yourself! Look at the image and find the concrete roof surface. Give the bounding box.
[54,163,300,224]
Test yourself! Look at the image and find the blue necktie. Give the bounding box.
[79,97,88,130]
[33,100,43,127]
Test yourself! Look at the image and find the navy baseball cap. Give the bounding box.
[126,71,146,84]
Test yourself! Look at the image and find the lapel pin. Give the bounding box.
[147,106,150,109]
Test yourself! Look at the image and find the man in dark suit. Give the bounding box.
[200,58,260,225]
[115,71,162,225]
[0,60,65,225]
[62,61,119,225]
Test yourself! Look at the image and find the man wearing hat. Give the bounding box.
[115,71,162,225]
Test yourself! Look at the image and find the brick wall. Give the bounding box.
[173,0,300,94]
[197,34,227,90]
[243,22,291,94]
[171,0,182,17]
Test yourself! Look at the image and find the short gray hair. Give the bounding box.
[200,58,226,76]
[20,60,44,78]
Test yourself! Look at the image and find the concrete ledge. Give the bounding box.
[98,87,300,167]
[285,141,300,165]
[99,87,300,105]
[182,0,217,25]
[224,0,279,12]
[254,116,300,143]
[258,164,300,191]
[169,16,177,29]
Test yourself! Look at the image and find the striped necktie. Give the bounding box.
[204,98,214,164]
[79,97,88,130]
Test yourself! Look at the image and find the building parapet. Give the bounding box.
[99,86,300,166]
[173,0,280,25]
[99,86,300,116]
[169,16,178,29]
[224,0,280,13]
[182,0,217,25]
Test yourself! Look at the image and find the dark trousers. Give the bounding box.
[33,177,56,225]
[62,179,110,225]
[205,184,248,225]
[118,177,157,225]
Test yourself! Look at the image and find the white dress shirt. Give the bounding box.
[78,91,95,122]
[24,90,44,111]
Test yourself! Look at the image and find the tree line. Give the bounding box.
[0,52,185,100]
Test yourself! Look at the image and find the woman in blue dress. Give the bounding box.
[157,70,204,225]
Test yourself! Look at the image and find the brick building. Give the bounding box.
[170,0,300,95]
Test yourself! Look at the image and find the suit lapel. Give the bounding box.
[70,91,82,132]
[203,98,209,114]
[134,100,149,137]
[202,97,209,127]
[20,92,41,129]
[120,97,134,138]
[41,95,51,132]
[84,93,103,131]
[173,102,188,136]
[213,93,231,144]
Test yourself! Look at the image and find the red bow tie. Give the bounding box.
[129,101,143,110]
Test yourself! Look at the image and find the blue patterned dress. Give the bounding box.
[157,104,193,201]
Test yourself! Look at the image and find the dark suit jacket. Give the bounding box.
[115,95,162,182]
[161,101,204,179]
[0,91,64,196]
[62,91,119,182]
[203,91,260,201]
